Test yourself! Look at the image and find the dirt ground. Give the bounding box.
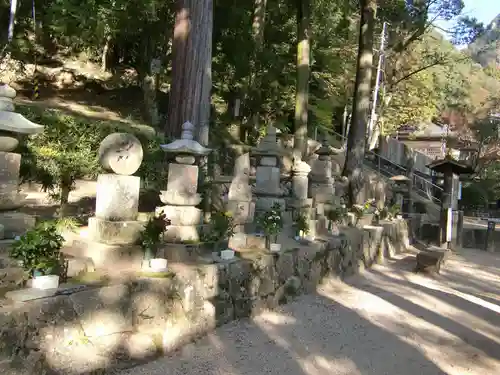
[119,248,500,375]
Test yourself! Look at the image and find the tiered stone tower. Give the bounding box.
[88,133,145,245]
[0,84,44,238]
[156,121,211,243]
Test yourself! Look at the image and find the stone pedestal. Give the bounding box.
[96,174,140,220]
[157,121,211,243]
[89,133,145,245]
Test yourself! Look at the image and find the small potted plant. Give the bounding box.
[257,203,283,252]
[352,199,376,227]
[326,205,348,235]
[138,212,171,271]
[390,203,403,219]
[293,211,310,241]
[9,221,64,289]
[205,211,236,253]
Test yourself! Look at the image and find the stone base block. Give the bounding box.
[88,217,144,245]
[163,225,200,242]
[96,174,140,221]
[156,205,202,226]
[0,211,35,238]
[0,191,24,211]
[158,243,201,262]
[227,200,255,224]
[255,197,286,212]
[415,248,451,274]
[62,239,143,268]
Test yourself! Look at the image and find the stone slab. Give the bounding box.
[98,133,144,175]
[227,200,255,224]
[88,217,144,245]
[156,205,202,226]
[95,174,140,221]
[166,163,199,201]
[0,151,20,182]
[0,211,35,238]
[163,225,200,242]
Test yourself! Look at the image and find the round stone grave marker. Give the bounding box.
[98,133,144,175]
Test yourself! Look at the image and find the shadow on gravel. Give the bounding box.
[118,292,451,375]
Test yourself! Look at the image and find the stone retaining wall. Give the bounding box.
[0,220,409,375]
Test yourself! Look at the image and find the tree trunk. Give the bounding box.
[165,0,213,140]
[342,0,376,206]
[58,184,71,218]
[7,0,18,43]
[294,0,310,159]
[101,34,112,72]
[247,0,268,141]
[142,73,160,127]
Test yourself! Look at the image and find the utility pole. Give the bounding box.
[367,21,387,150]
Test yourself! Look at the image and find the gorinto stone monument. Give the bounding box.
[88,133,145,244]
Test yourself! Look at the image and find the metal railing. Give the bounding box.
[325,128,443,205]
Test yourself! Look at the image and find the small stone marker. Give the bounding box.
[415,246,450,274]
[98,133,144,175]
[484,220,496,252]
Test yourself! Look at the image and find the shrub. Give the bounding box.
[9,221,64,276]
[17,105,168,216]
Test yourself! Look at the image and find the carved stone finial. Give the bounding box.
[160,121,211,156]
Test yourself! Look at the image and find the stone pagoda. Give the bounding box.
[0,84,44,239]
[309,139,336,235]
[88,132,145,245]
[156,121,211,242]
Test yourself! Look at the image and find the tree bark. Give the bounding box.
[165,0,213,140]
[294,0,310,159]
[342,0,376,206]
[142,73,160,127]
[7,0,18,43]
[246,0,268,141]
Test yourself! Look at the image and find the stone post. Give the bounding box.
[156,121,211,243]
[227,153,255,249]
[252,126,285,212]
[88,133,145,245]
[289,158,313,236]
[0,85,44,238]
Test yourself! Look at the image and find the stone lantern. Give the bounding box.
[156,121,211,243]
[0,84,44,238]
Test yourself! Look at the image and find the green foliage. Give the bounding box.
[326,205,348,224]
[293,212,310,235]
[257,203,284,237]
[203,211,236,243]
[138,212,171,258]
[17,106,167,211]
[9,221,64,275]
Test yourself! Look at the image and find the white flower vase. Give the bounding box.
[150,258,168,272]
[220,249,235,260]
[32,275,60,290]
[269,243,281,253]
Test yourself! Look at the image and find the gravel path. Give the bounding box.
[119,248,500,375]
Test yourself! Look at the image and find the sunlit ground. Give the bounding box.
[119,247,500,375]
